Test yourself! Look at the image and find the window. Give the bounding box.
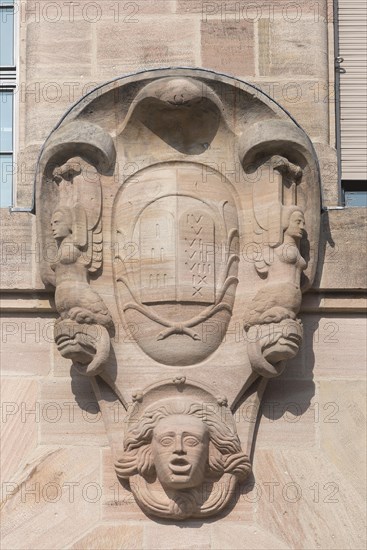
[0,89,13,207]
[0,0,16,208]
[336,1,367,206]
[342,181,367,207]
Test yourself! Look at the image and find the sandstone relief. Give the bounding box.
[114,162,240,365]
[49,157,114,376]
[37,69,320,520]
[115,380,251,520]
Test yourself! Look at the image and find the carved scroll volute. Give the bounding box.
[239,120,320,377]
[37,122,116,376]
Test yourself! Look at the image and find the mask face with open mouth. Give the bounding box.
[151,414,209,490]
[262,319,303,364]
[54,319,98,363]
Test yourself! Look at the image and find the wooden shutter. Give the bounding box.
[338,1,367,180]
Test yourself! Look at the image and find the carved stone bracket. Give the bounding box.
[36,68,320,519]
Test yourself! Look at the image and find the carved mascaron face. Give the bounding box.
[248,318,303,377]
[285,211,305,240]
[151,414,209,489]
[261,318,303,362]
[54,319,98,363]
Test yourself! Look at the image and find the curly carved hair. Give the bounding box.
[115,399,250,482]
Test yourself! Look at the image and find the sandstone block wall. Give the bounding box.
[1,2,365,548]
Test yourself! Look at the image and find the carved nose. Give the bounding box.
[173,436,186,455]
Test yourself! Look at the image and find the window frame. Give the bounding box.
[334,0,367,207]
[0,0,18,209]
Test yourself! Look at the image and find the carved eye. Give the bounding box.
[159,436,174,447]
[184,436,200,447]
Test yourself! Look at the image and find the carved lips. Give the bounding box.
[169,457,192,476]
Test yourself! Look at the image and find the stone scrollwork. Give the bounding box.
[37,69,321,520]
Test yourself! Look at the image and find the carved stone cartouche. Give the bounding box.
[36,69,321,521]
[114,162,240,366]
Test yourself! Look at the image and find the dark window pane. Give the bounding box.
[0,154,13,207]
[0,6,14,66]
[344,191,367,208]
[342,180,367,207]
[0,90,13,151]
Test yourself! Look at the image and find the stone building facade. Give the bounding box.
[0,1,366,549]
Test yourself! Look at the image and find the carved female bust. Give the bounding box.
[245,205,307,330]
[268,206,307,288]
[50,205,112,328]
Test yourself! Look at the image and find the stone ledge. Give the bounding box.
[0,293,54,312]
[301,293,367,312]
[1,292,366,314]
[314,207,367,291]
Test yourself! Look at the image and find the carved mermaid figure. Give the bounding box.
[244,155,307,377]
[50,157,113,375]
[244,205,307,329]
[51,205,112,328]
